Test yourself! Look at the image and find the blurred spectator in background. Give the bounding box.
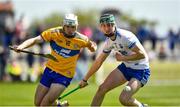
[149,27,158,51]
[80,26,93,39]
[15,14,28,45]
[136,25,149,45]
[74,49,89,81]
[0,0,15,81]
[176,28,180,47]
[158,42,167,60]
[177,28,180,40]
[6,58,21,81]
[168,29,176,57]
[91,27,106,60]
[33,24,45,64]
[92,28,106,45]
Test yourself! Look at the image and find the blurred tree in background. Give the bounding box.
[27,8,157,37]
[74,9,98,27]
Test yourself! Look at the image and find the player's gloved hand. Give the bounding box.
[79,79,88,88]
[91,41,97,50]
[115,52,125,61]
[89,41,97,52]
[11,45,22,53]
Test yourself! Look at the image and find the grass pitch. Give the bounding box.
[0,60,180,106]
[0,83,180,106]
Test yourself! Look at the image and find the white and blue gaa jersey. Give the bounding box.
[103,28,149,70]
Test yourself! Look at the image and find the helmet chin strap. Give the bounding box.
[63,32,76,38]
[104,27,116,37]
[63,27,76,38]
[104,32,115,37]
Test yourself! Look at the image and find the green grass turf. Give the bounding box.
[0,82,180,106]
[0,60,180,106]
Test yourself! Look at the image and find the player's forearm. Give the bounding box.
[122,52,145,61]
[18,38,38,49]
[17,36,43,50]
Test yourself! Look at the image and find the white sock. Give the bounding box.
[133,99,143,107]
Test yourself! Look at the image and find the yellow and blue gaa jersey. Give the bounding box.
[41,26,91,78]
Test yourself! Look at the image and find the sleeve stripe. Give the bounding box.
[128,42,136,49]
[40,35,46,41]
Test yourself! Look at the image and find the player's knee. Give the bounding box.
[119,95,129,105]
[119,97,128,105]
[98,84,109,94]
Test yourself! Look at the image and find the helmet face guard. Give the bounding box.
[63,14,78,38]
[100,14,116,37]
[63,19,78,26]
[63,30,76,38]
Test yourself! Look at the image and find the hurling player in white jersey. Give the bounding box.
[79,14,150,107]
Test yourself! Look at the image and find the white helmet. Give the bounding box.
[63,13,78,26]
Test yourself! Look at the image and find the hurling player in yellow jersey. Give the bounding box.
[13,13,97,106]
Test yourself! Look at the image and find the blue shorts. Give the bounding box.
[117,63,150,86]
[40,67,72,88]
